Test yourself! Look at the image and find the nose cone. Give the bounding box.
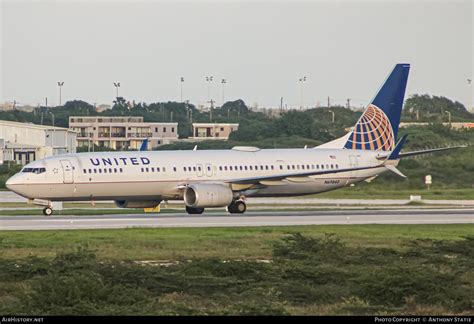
[5,174,24,196]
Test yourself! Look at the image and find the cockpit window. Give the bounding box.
[22,167,46,174]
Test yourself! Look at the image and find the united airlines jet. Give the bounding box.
[6,64,461,215]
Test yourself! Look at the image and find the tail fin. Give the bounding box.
[344,63,410,151]
[139,138,148,151]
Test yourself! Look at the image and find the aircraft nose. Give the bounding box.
[6,174,20,192]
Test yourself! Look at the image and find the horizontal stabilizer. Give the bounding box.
[385,164,406,178]
[397,146,467,158]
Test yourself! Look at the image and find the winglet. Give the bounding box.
[388,134,408,160]
[139,138,149,151]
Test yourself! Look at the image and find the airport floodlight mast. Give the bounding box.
[299,76,307,109]
[221,79,227,102]
[445,110,452,127]
[328,109,335,123]
[57,82,64,106]
[180,77,184,102]
[113,82,120,98]
[205,76,214,101]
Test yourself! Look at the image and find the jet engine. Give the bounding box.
[114,200,161,208]
[184,184,233,208]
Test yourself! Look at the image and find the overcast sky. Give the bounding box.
[1,0,472,109]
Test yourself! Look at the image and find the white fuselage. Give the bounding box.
[6,147,389,202]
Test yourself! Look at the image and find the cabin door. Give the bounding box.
[348,155,358,182]
[60,159,74,184]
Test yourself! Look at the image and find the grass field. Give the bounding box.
[0,225,472,315]
[307,187,474,200]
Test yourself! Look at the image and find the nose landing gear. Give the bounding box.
[42,207,53,216]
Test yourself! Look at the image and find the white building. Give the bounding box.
[0,120,77,165]
[69,116,178,150]
[190,123,239,140]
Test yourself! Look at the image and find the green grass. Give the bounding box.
[0,225,472,315]
[307,186,474,200]
[1,225,472,261]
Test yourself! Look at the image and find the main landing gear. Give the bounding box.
[42,207,53,216]
[186,206,205,214]
[227,200,246,214]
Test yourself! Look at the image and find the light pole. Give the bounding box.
[299,76,307,109]
[221,79,227,103]
[113,82,121,98]
[468,78,473,113]
[180,77,184,102]
[445,111,452,127]
[57,82,64,106]
[205,76,213,101]
[328,110,335,123]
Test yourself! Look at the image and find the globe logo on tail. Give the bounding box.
[344,104,395,151]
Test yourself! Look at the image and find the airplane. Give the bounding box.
[6,63,463,216]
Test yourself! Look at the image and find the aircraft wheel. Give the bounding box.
[43,207,53,216]
[186,206,204,214]
[228,200,246,214]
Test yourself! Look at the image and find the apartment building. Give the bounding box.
[69,116,178,150]
[190,123,239,140]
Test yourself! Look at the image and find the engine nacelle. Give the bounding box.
[115,200,161,208]
[184,184,233,208]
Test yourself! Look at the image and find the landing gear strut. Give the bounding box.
[186,206,205,214]
[42,207,53,216]
[227,200,246,214]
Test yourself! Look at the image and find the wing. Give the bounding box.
[227,163,385,185]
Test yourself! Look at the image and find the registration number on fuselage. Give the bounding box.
[324,180,340,185]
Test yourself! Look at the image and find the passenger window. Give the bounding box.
[330,164,334,169]
[114,168,117,173]
[183,167,187,171]
[219,166,223,171]
[239,166,243,171]
[120,168,123,173]
[83,169,86,173]
[104,169,107,173]
[244,166,248,170]
[99,169,102,173]
[302,165,305,170]
[94,169,97,173]
[230,166,233,171]
[271,165,274,170]
[287,165,290,170]
[151,167,155,172]
[321,165,325,169]
[249,166,253,170]
[146,168,149,172]
[173,167,177,172]
[292,165,295,170]
[193,167,196,171]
